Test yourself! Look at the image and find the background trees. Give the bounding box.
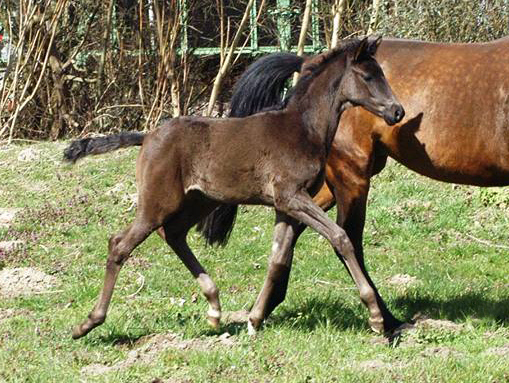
[1,0,508,141]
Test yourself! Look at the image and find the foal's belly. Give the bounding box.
[184,177,275,206]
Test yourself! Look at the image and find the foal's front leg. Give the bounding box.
[274,189,384,330]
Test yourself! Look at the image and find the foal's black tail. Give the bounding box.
[196,52,305,246]
[63,132,145,163]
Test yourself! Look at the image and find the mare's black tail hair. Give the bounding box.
[63,131,145,163]
[196,52,305,246]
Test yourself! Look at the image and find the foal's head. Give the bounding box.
[338,36,404,125]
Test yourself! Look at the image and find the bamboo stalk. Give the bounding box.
[331,0,347,48]
[206,0,256,117]
[293,0,313,86]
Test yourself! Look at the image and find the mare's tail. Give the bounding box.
[63,132,145,163]
[196,52,305,246]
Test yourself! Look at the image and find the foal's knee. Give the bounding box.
[107,233,129,265]
[330,230,355,257]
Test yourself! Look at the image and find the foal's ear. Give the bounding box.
[367,35,382,56]
[354,37,370,62]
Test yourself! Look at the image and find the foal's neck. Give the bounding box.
[286,64,348,154]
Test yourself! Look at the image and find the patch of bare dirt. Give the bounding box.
[354,359,405,371]
[387,274,420,288]
[415,318,465,332]
[0,240,24,252]
[0,267,58,298]
[420,346,462,358]
[223,310,250,324]
[483,345,509,357]
[81,332,236,376]
[0,208,20,228]
[17,148,40,162]
[0,308,30,324]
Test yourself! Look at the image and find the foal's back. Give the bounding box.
[138,111,321,205]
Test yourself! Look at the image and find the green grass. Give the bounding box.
[0,142,508,382]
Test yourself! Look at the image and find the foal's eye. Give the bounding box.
[363,75,373,82]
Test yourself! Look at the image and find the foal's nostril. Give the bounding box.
[394,105,405,122]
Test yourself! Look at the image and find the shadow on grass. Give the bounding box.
[268,296,367,332]
[252,291,509,333]
[88,331,150,347]
[394,292,509,325]
[80,292,509,345]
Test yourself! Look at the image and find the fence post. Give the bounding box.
[250,0,258,52]
[311,0,320,51]
[179,0,188,54]
[277,0,291,51]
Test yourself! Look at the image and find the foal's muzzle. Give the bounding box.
[383,103,405,125]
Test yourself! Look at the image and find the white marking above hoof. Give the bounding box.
[207,308,221,319]
[247,319,257,336]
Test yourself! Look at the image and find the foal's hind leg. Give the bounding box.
[159,203,221,328]
[249,190,337,332]
[72,217,158,339]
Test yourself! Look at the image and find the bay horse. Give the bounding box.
[200,36,509,335]
[65,37,405,339]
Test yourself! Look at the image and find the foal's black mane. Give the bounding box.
[228,38,364,117]
[282,38,362,107]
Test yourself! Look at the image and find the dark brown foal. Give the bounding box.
[66,36,404,339]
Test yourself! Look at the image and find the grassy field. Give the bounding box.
[0,141,508,382]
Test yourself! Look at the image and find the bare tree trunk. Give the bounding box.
[97,0,114,98]
[206,0,255,117]
[367,0,382,35]
[146,0,181,127]
[1,0,68,143]
[292,0,313,85]
[331,0,347,48]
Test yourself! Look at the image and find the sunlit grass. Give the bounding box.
[0,142,508,382]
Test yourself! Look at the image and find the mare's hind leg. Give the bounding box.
[72,216,159,339]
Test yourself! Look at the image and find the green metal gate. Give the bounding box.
[179,0,324,56]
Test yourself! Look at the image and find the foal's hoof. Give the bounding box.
[207,309,221,330]
[368,317,385,334]
[247,317,262,336]
[72,323,90,339]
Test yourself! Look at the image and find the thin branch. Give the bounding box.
[293,0,313,85]
[206,0,256,116]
